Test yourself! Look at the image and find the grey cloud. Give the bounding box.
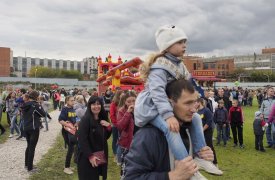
[1,0,275,60]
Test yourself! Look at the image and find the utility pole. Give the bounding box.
[35,68,38,89]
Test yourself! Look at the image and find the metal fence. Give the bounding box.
[0,77,97,89]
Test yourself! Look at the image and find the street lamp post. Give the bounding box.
[263,74,270,82]
[35,68,38,90]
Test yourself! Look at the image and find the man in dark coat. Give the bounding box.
[124,79,214,180]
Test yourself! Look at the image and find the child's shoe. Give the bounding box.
[190,171,208,180]
[260,149,266,152]
[63,167,73,175]
[194,157,223,175]
[233,144,238,147]
[239,145,245,149]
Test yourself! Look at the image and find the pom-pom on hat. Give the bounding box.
[155,25,188,52]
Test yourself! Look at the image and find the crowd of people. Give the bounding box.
[0,24,274,180]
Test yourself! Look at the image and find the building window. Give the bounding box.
[222,64,225,69]
[84,62,87,74]
[22,58,27,72]
[197,63,201,68]
[56,61,60,69]
[210,63,215,69]
[48,60,52,67]
[31,59,35,66]
[40,59,44,66]
[226,64,229,69]
[13,58,18,71]
[203,63,209,70]
[218,65,220,69]
[63,61,67,69]
[77,62,81,71]
[70,62,74,70]
[193,63,197,70]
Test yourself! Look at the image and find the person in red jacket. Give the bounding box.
[228,99,244,148]
[116,91,137,179]
[109,90,123,163]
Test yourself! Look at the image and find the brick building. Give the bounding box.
[183,56,234,78]
[0,47,12,77]
[183,56,234,87]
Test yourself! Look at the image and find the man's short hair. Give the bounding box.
[28,90,39,100]
[166,78,195,102]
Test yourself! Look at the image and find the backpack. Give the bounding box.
[42,93,49,101]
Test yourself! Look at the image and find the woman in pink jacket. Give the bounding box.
[116,91,137,179]
[109,90,123,163]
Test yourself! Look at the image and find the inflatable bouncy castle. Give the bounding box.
[96,54,144,94]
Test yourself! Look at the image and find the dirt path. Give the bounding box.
[0,110,62,180]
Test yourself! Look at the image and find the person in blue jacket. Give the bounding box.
[197,98,221,171]
[58,95,79,175]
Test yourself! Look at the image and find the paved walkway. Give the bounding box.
[0,110,62,180]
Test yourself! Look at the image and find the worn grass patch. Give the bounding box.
[30,100,275,180]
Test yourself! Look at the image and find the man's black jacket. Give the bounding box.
[22,101,46,131]
[124,124,190,180]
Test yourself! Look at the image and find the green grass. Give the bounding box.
[203,101,275,179]
[0,112,10,144]
[29,100,275,180]
[29,135,78,180]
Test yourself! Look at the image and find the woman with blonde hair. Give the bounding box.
[74,95,87,119]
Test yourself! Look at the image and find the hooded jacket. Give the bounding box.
[22,101,46,131]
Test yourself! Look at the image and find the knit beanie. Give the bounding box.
[155,25,188,52]
[255,111,261,118]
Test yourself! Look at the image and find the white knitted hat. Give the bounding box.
[255,111,261,118]
[155,25,188,52]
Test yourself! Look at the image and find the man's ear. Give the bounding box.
[169,99,175,107]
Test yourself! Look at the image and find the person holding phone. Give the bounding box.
[116,91,138,179]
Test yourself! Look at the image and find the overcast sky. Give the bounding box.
[1,0,274,61]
